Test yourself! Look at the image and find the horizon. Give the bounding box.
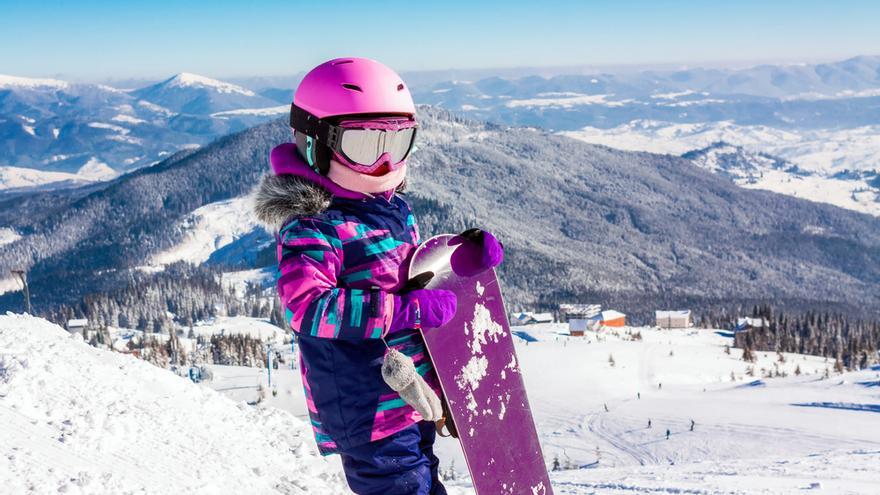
[2,0,879,82]
[4,53,878,89]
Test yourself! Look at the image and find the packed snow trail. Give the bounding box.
[0,313,349,494]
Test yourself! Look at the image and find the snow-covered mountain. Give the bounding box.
[402,56,880,217]
[133,72,278,114]
[0,72,286,192]
[4,55,878,202]
[3,110,880,320]
[0,161,116,193]
[561,121,880,217]
[682,142,880,216]
[683,141,794,180]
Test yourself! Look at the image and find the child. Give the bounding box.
[254,58,502,495]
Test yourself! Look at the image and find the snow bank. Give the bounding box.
[0,314,348,494]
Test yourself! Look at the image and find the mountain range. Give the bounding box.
[3,56,877,223]
[0,72,287,189]
[1,108,878,322]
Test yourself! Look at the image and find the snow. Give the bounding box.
[561,120,880,217]
[0,166,93,191]
[210,105,289,118]
[456,356,489,395]
[497,323,880,494]
[0,158,117,193]
[506,94,629,108]
[151,197,259,266]
[111,113,147,125]
[77,158,119,181]
[137,99,174,116]
[467,303,505,355]
[561,120,880,174]
[0,227,21,247]
[195,320,880,493]
[166,73,257,96]
[650,90,696,100]
[88,122,129,134]
[4,313,879,494]
[189,316,286,342]
[0,313,349,494]
[222,267,275,298]
[0,74,69,90]
[738,168,880,217]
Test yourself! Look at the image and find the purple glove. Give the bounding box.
[460,228,504,270]
[389,289,457,335]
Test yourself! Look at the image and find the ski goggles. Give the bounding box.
[290,103,418,173]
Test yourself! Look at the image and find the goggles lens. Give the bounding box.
[337,121,417,168]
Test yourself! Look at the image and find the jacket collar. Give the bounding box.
[252,143,402,232]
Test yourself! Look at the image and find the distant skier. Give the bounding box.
[604,403,609,412]
[690,419,695,432]
[637,392,640,399]
[658,382,662,390]
[647,419,652,428]
[666,429,671,440]
[254,58,503,495]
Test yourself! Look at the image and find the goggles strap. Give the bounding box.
[290,103,341,149]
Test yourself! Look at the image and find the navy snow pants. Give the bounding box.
[340,421,447,495]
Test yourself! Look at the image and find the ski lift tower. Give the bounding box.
[10,269,31,314]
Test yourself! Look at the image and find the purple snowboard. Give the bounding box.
[410,234,552,495]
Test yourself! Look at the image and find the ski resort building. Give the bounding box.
[511,312,554,325]
[66,318,89,336]
[568,318,590,336]
[599,310,626,327]
[560,304,602,336]
[655,310,692,329]
[735,317,768,332]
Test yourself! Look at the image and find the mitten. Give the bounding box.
[381,348,443,421]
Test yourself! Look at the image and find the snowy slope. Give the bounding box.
[561,120,880,173]
[683,142,880,217]
[0,166,95,192]
[133,73,278,115]
[206,323,880,494]
[3,313,877,494]
[151,197,260,266]
[0,313,349,494]
[562,121,880,216]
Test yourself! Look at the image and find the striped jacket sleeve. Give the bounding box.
[276,218,394,341]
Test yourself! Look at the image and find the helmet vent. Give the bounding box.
[397,83,405,91]
[341,83,363,92]
[332,59,354,65]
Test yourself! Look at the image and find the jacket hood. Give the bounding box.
[252,173,333,232]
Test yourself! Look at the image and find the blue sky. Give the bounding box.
[1,0,879,81]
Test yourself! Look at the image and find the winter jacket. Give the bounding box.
[253,159,440,456]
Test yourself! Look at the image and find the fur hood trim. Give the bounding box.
[251,173,332,232]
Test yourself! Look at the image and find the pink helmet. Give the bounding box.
[294,57,416,119]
